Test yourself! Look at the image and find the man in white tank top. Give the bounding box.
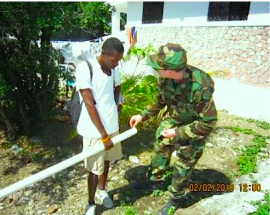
[75,37,124,215]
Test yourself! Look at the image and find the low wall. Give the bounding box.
[212,78,270,122]
[137,26,270,88]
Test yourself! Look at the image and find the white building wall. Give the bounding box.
[248,1,270,25]
[127,2,143,27]
[163,2,209,25]
[127,1,270,27]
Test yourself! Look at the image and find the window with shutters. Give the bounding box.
[208,2,251,21]
[142,2,164,24]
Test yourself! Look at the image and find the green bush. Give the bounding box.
[249,192,269,215]
[123,207,137,215]
[120,74,165,129]
[232,126,269,175]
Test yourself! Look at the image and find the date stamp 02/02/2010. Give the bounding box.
[188,183,262,192]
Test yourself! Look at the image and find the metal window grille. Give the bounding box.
[142,2,164,24]
[208,2,251,21]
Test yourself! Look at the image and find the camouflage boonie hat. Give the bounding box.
[147,43,187,71]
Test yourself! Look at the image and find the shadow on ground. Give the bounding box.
[121,126,156,155]
[95,165,232,214]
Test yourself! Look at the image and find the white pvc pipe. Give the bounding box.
[0,127,137,200]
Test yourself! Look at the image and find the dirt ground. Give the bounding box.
[0,110,269,215]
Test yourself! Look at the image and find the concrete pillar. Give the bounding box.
[111,9,121,34]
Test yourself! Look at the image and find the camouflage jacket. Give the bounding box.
[141,65,218,141]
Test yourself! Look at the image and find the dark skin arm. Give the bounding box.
[114,85,121,103]
[80,88,113,150]
[114,85,122,112]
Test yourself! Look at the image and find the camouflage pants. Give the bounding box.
[149,120,206,198]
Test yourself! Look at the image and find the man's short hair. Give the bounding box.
[102,37,124,56]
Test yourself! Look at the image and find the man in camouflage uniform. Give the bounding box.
[129,43,217,215]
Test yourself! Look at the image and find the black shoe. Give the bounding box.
[158,197,182,215]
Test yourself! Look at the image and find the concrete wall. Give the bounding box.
[136,26,269,87]
[126,2,270,86]
[212,78,270,122]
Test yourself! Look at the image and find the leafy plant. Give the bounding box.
[67,128,78,142]
[161,170,173,181]
[123,207,137,215]
[120,75,156,125]
[232,126,269,175]
[167,206,176,215]
[247,118,270,130]
[120,74,166,130]
[231,127,258,136]
[123,44,156,75]
[152,189,164,197]
[0,2,64,134]
[0,74,15,138]
[0,2,114,136]
[249,192,269,215]
[74,2,113,36]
